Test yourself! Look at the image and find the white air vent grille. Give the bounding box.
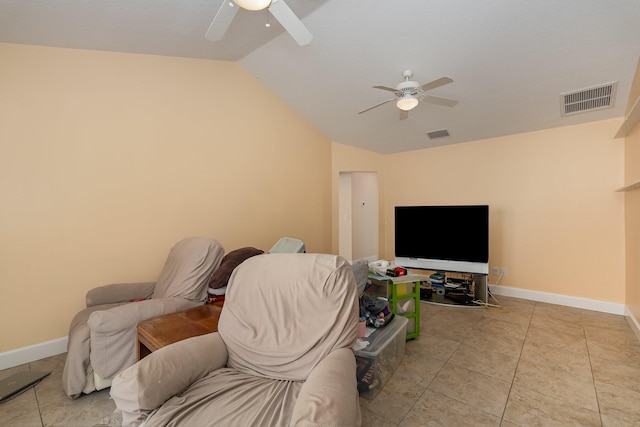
[427,129,450,139]
[560,82,617,116]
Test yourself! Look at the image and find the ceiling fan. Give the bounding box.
[359,69,458,120]
[205,0,313,46]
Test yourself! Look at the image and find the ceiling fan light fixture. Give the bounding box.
[233,0,271,11]
[397,95,419,111]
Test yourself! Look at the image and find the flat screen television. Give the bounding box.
[394,205,489,274]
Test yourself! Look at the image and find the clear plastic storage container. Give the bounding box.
[353,315,408,399]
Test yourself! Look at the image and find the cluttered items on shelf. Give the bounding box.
[359,294,394,328]
[368,259,407,277]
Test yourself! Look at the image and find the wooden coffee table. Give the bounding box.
[137,304,223,360]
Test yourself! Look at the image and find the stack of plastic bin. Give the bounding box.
[353,316,408,399]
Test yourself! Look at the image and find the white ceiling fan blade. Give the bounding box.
[420,76,453,92]
[358,98,395,114]
[373,85,397,93]
[268,0,313,46]
[205,1,239,41]
[422,95,458,107]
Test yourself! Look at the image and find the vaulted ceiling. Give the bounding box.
[2,0,640,153]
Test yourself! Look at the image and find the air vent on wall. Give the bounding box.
[560,82,617,116]
[426,129,450,140]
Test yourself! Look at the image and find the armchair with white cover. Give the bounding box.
[111,252,362,427]
[62,237,225,399]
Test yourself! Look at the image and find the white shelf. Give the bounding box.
[616,179,640,192]
[615,97,640,138]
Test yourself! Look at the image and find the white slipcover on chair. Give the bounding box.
[62,237,225,399]
[111,252,361,426]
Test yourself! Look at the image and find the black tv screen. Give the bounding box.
[395,205,489,274]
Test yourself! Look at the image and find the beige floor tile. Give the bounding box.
[581,310,631,331]
[473,317,529,339]
[462,326,525,359]
[399,389,500,427]
[359,374,425,424]
[419,301,445,319]
[424,312,482,343]
[601,412,639,427]
[585,323,640,348]
[480,304,533,327]
[359,405,398,427]
[442,305,486,319]
[0,364,48,427]
[525,324,588,354]
[595,380,640,425]
[39,388,116,427]
[503,383,601,426]
[590,355,640,394]
[495,295,535,310]
[586,336,640,365]
[427,306,485,326]
[519,340,592,379]
[532,302,584,325]
[29,354,116,427]
[405,333,460,361]
[426,324,473,343]
[0,387,43,427]
[529,313,585,337]
[428,362,511,417]
[514,356,598,411]
[448,342,519,383]
[625,319,640,342]
[394,348,446,387]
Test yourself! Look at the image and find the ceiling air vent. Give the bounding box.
[426,129,450,140]
[560,82,617,116]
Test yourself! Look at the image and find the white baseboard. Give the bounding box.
[489,284,626,315]
[625,307,640,341]
[0,337,68,371]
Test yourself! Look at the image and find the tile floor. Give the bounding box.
[2,296,640,426]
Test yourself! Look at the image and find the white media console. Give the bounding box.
[396,257,489,305]
[395,256,488,275]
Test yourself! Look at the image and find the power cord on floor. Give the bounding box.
[473,272,503,308]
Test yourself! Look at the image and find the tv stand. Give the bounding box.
[420,271,487,306]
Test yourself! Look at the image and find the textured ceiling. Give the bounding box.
[2,0,640,153]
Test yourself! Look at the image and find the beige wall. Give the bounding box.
[0,43,332,352]
[624,58,640,322]
[1,41,634,354]
[334,120,626,303]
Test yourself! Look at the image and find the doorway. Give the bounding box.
[338,172,379,261]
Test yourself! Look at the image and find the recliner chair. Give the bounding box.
[111,253,361,426]
[62,237,225,399]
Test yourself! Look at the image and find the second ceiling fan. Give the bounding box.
[205,0,313,46]
[359,69,458,120]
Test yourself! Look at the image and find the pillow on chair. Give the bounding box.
[209,247,264,289]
